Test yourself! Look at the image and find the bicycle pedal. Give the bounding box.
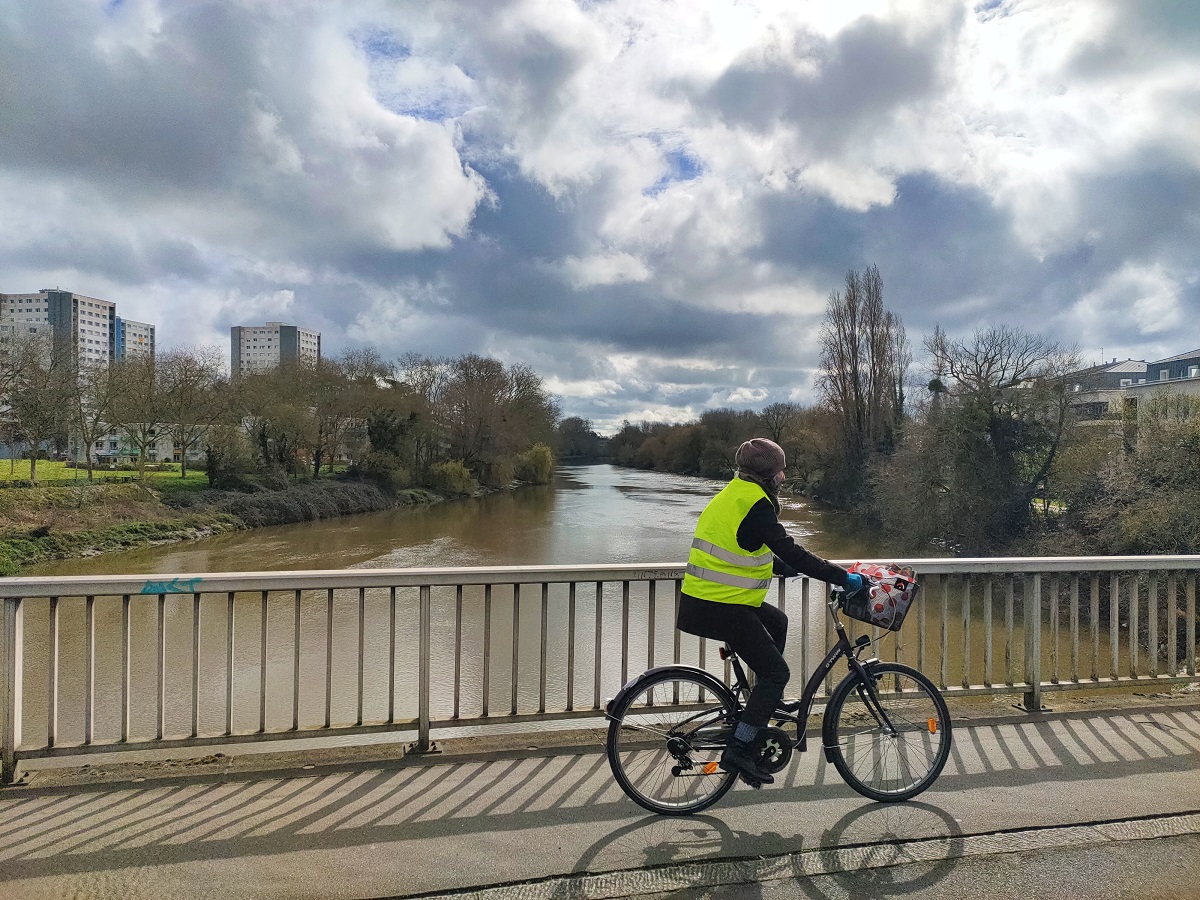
[738,774,764,789]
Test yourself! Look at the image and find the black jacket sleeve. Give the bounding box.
[737,498,851,588]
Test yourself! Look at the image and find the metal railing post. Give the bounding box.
[417,584,432,752]
[2,598,23,785]
[1023,574,1043,711]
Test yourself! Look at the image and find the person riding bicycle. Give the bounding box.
[676,438,864,786]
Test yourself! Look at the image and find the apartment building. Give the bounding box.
[1069,349,1200,423]
[231,322,321,376]
[0,289,155,366]
[114,316,156,360]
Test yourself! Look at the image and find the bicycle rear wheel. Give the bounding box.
[606,668,739,815]
[823,662,951,802]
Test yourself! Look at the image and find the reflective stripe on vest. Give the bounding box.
[684,563,772,590]
[681,477,776,607]
[690,538,774,568]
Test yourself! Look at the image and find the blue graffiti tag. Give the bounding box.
[140,577,203,595]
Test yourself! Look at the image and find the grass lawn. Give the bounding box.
[0,459,210,490]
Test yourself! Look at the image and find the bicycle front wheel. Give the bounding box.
[606,668,739,815]
[823,662,951,802]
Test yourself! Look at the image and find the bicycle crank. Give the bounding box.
[753,725,794,775]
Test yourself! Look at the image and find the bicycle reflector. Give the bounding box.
[703,761,720,775]
[928,718,938,734]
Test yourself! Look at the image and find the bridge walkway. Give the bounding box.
[0,701,1197,899]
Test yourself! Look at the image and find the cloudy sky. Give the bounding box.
[2,0,1198,432]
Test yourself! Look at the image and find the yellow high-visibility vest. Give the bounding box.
[681,478,775,606]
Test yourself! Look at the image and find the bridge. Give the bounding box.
[0,558,1197,897]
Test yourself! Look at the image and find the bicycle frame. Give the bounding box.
[723,592,895,756]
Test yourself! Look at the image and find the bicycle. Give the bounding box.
[604,576,952,815]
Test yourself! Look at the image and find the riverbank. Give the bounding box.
[0,478,446,575]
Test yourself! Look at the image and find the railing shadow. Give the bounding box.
[0,707,1195,887]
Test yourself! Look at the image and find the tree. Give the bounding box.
[695,408,760,477]
[439,354,560,486]
[875,325,1079,553]
[759,402,801,446]
[395,353,450,479]
[816,265,910,504]
[69,359,122,480]
[158,346,225,478]
[109,355,164,483]
[556,417,605,460]
[237,367,311,481]
[2,333,73,483]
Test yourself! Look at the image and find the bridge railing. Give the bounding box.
[2,557,1197,784]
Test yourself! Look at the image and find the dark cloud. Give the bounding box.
[700,12,959,151]
[0,4,272,191]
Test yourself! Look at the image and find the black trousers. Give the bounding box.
[676,593,789,729]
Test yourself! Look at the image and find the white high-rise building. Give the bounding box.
[0,289,157,367]
[231,322,321,377]
[0,289,117,366]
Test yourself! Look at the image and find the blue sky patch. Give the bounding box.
[645,148,703,196]
[355,27,410,61]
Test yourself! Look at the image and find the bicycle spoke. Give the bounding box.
[607,671,739,815]
[827,664,951,802]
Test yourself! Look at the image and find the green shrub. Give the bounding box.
[427,460,476,496]
[357,451,412,491]
[481,457,515,488]
[515,443,555,484]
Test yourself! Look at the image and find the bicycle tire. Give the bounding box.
[823,662,952,802]
[606,667,739,815]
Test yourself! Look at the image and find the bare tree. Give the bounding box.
[438,355,560,486]
[109,355,163,483]
[759,402,801,445]
[2,333,72,482]
[70,360,122,480]
[886,324,1083,551]
[816,265,909,502]
[396,352,450,477]
[158,346,225,478]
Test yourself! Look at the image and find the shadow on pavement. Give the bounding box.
[563,802,964,899]
[0,708,1194,886]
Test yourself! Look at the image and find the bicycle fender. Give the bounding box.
[605,665,733,716]
[819,663,881,763]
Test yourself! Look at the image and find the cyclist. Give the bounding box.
[677,437,863,786]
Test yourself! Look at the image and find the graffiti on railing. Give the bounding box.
[140,577,203,595]
[629,569,683,582]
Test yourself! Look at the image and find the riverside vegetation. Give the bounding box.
[0,346,559,574]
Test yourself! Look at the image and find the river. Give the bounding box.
[27,464,876,577]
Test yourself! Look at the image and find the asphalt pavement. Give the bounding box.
[0,702,1197,899]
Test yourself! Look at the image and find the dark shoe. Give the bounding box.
[738,773,765,790]
[720,738,775,785]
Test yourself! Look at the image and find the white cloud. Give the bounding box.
[559,252,652,289]
[727,387,769,403]
[1066,262,1185,347]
